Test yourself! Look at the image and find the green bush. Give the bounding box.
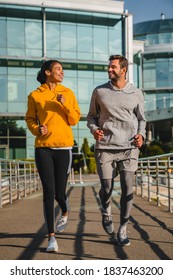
[86,157,97,174]
[146,145,164,156]
[139,140,172,158]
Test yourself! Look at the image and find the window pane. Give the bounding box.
[8,73,25,102]
[7,18,25,56]
[0,102,8,112]
[63,77,77,96]
[144,93,156,111]
[168,58,173,87]
[8,102,25,112]
[26,71,40,96]
[156,59,168,88]
[60,23,77,59]
[159,32,171,44]
[79,103,90,115]
[25,19,42,56]
[77,25,93,60]
[0,19,7,55]
[0,75,7,101]
[146,34,158,45]
[143,60,156,88]
[46,21,60,57]
[109,21,122,55]
[78,77,93,104]
[93,27,108,61]
[93,71,107,88]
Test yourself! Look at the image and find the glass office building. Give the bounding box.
[134,17,173,144]
[0,0,132,159]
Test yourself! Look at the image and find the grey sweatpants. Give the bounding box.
[95,149,139,227]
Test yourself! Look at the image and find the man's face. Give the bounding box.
[108,59,124,81]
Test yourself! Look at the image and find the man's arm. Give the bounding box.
[87,90,100,135]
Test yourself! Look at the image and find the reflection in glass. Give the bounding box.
[60,23,77,59]
[46,21,60,57]
[0,76,7,101]
[8,75,25,102]
[159,33,171,44]
[0,19,7,55]
[25,20,42,56]
[0,119,26,159]
[169,58,173,87]
[109,22,122,55]
[63,77,77,96]
[7,19,25,56]
[93,27,108,61]
[78,77,93,103]
[143,60,156,88]
[8,102,26,112]
[156,59,168,88]
[77,25,93,60]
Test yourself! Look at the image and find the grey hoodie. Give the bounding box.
[87,81,146,150]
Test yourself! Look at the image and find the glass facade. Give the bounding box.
[143,56,173,90]
[0,3,126,159]
[134,19,173,144]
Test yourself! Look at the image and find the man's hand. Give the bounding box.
[39,124,48,136]
[94,129,104,140]
[133,134,144,148]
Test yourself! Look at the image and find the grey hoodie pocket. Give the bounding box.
[103,121,134,145]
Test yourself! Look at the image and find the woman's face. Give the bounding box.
[46,62,64,83]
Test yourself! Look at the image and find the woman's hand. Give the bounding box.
[57,94,66,104]
[39,124,48,136]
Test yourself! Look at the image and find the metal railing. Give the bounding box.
[1,153,173,212]
[0,158,41,208]
[135,153,173,212]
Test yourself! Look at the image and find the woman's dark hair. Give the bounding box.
[37,60,62,84]
[109,55,128,73]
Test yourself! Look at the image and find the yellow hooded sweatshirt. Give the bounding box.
[25,83,81,148]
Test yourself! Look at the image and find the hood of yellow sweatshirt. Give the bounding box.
[37,83,67,93]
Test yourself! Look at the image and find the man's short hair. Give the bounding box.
[109,55,128,72]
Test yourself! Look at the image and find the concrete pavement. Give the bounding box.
[0,175,173,260]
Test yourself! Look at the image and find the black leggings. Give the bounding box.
[35,148,72,234]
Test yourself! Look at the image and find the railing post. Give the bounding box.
[147,159,151,202]
[79,167,84,184]
[156,158,160,206]
[17,162,21,200]
[0,162,2,208]
[167,157,172,212]
[9,162,12,204]
[70,168,75,184]
[140,161,144,197]
[29,163,32,194]
[9,161,12,202]
[24,162,27,197]
[34,164,37,191]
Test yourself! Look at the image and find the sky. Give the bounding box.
[123,0,173,24]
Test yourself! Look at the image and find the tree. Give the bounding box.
[81,137,91,157]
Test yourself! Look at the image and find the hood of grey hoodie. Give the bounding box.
[110,81,137,94]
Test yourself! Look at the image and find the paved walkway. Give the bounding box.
[0,175,173,260]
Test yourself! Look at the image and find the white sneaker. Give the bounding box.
[46,236,58,252]
[56,214,68,232]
